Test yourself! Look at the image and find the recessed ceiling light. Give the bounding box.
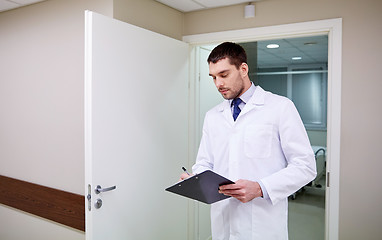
[266,44,279,49]
[292,56,302,60]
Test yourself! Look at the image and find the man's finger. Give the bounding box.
[219,183,241,191]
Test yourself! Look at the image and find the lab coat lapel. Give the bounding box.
[218,100,235,125]
[240,86,266,117]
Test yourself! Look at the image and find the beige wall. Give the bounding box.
[0,0,112,239]
[183,0,382,239]
[113,0,183,40]
[0,0,112,195]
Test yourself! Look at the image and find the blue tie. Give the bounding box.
[232,98,242,121]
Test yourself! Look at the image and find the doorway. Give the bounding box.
[184,18,342,240]
[194,35,327,240]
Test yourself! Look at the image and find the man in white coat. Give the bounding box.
[180,42,316,240]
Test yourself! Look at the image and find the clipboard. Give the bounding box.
[165,170,234,204]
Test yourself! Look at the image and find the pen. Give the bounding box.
[182,167,190,176]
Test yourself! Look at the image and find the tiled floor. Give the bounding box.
[288,179,326,240]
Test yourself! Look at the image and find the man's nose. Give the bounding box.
[215,77,224,87]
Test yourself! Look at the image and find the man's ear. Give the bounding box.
[240,63,249,77]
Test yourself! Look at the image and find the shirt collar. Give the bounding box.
[230,82,256,105]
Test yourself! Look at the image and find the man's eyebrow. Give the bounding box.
[209,69,229,76]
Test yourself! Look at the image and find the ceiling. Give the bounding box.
[247,35,328,68]
[0,0,260,13]
[0,0,44,12]
[155,0,262,12]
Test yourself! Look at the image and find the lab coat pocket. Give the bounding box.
[244,124,272,158]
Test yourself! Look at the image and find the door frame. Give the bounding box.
[183,18,342,240]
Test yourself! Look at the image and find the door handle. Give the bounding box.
[95,185,117,194]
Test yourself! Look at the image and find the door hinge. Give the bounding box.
[326,172,330,188]
[87,184,92,211]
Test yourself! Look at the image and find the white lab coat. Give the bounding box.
[192,86,316,240]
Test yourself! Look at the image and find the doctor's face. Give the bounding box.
[209,58,249,100]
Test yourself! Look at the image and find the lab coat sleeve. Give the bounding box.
[192,114,214,174]
[261,99,317,205]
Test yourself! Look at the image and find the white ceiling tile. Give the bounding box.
[196,0,258,8]
[156,0,262,12]
[11,0,44,4]
[156,0,204,12]
[0,0,45,12]
[240,35,328,68]
[0,0,20,12]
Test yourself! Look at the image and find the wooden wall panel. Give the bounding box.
[0,175,85,231]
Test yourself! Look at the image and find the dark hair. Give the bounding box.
[207,42,247,69]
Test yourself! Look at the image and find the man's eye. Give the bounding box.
[221,74,228,78]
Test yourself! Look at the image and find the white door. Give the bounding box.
[85,11,189,240]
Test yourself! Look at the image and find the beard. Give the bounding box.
[219,86,244,100]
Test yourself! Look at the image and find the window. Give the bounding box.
[256,64,328,130]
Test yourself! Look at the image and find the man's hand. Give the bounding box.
[179,172,193,181]
[219,179,263,203]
